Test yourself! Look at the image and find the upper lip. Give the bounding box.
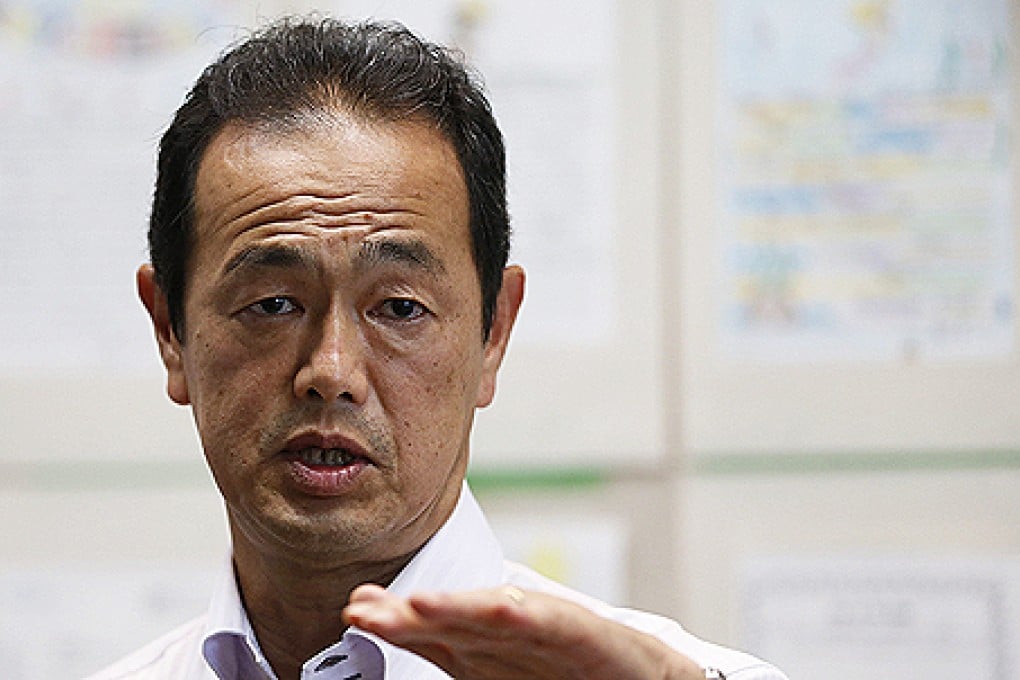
[282,430,373,462]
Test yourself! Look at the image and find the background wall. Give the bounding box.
[1,1,1018,678]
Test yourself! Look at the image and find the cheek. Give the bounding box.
[186,331,288,441]
[379,332,482,444]
[414,329,482,400]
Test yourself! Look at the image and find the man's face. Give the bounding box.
[140,114,521,568]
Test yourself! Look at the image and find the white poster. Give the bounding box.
[718,0,1014,362]
[741,557,1019,679]
[0,0,619,375]
[0,566,217,679]
[0,0,253,372]
[488,511,628,604]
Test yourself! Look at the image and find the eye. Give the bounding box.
[247,296,300,316]
[376,298,428,321]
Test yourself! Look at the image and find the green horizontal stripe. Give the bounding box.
[467,467,606,491]
[693,449,1020,475]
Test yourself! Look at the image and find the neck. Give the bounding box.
[230,536,414,680]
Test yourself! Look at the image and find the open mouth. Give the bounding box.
[281,432,375,495]
[283,439,373,496]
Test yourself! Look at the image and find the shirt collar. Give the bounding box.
[200,483,505,679]
[387,481,506,597]
[201,559,274,679]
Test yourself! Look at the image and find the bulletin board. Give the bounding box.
[0,0,666,474]
[672,0,1020,460]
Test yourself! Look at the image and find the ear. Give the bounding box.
[137,264,191,405]
[476,265,525,408]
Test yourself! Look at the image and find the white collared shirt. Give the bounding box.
[87,485,786,680]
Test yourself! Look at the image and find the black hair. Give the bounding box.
[149,17,509,340]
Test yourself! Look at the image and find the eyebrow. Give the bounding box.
[220,238,446,279]
[222,243,315,277]
[355,239,446,277]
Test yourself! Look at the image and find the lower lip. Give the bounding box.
[284,457,370,497]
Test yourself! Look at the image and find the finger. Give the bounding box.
[344,588,419,636]
[352,582,393,601]
[413,587,598,652]
[407,587,533,630]
[348,589,528,663]
[343,593,471,675]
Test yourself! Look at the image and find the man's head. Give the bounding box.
[139,18,524,570]
[150,17,510,342]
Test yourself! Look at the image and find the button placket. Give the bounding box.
[314,654,348,672]
[304,633,384,680]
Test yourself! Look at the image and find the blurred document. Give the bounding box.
[488,511,627,605]
[741,557,1019,679]
[717,0,1014,362]
[0,566,217,680]
[0,1,249,372]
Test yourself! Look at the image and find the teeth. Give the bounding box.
[299,447,356,466]
[330,449,355,465]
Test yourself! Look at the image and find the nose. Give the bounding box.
[293,307,369,404]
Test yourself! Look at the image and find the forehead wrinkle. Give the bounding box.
[214,192,433,238]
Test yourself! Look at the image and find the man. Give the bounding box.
[91,18,787,680]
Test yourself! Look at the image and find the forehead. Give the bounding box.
[190,113,471,262]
